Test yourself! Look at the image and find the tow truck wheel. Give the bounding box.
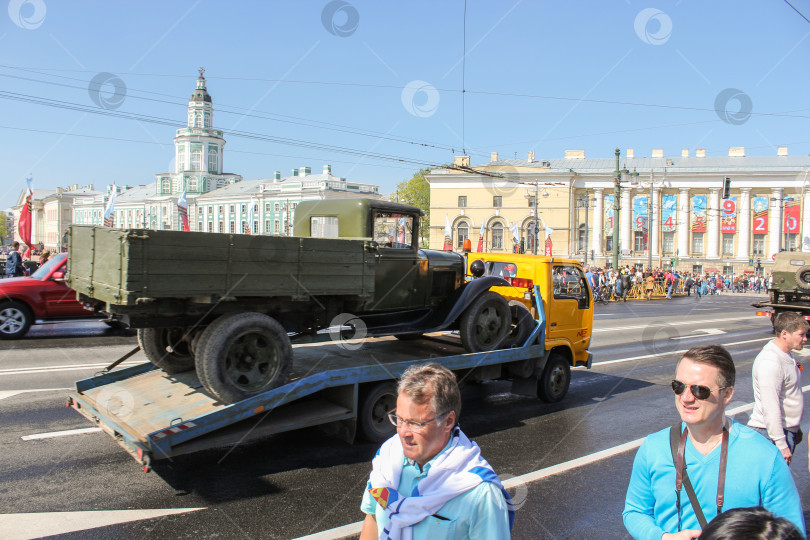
[137,327,195,374]
[0,300,32,339]
[501,301,535,349]
[198,312,292,404]
[538,353,570,403]
[459,291,511,353]
[359,381,397,443]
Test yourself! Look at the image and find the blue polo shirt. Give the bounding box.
[361,438,510,540]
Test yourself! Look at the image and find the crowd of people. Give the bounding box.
[582,264,773,301]
[2,241,51,278]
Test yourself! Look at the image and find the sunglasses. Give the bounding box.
[671,380,728,400]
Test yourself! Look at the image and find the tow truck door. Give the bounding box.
[547,264,591,344]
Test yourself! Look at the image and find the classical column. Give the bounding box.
[650,186,660,258]
[769,188,783,258]
[620,188,632,253]
[801,191,810,251]
[592,188,604,256]
[707,188,720,259]
[737,188,751,260]
[678,188,690,256]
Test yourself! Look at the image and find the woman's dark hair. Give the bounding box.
[698,507,802,540]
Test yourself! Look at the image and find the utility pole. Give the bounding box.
[577,195,589,264]
[612,148,622,271]
[533,182,539,255]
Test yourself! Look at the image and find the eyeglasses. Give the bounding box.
[671,380,727,400]
[387,410,450,433]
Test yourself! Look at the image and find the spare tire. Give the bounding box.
[197,312,292,404]
[795,266,810,291]
[459,291,511,353]
[137,327,195,374]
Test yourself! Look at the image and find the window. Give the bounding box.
[161,179,170,193]
[218,222,223,233]
[458,196,467,208]
[230,221,234,233]
[218,205,223,215]
[208,149,218,172]
[204,113,210,128]
[265,204,271,212]
[605,236,613,252]
[578,224,587,252]
[197,221,203,231]
[177,150,185,171]
[241,204,247,214]
[663,232,675,253]
[722,234,734,255]
[372,212,414,248]
[194,112,201,127]
[190,148,201,170]
[274,203,280,212]
[208,222,213,232]
[493,196,502,208]
[485,261,519,278]
[274,219,280,233]
[692,232,704,254]
[265,220,271,233]
[189,178,198,191]
[230,205,235,215]
[634,231,647,251]
[253,221,258,234]
[753,236,765,256]
[492,222,504,249]
[311,216,339,238]
[456,220,469,249]
[552,265,589,306]
[528,196,536,208]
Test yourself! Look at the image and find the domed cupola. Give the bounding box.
[190,68,212,104]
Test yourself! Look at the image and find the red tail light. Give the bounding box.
[506,277,533,289]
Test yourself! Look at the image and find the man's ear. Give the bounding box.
[443,411,457,432]
[722,386,734,405]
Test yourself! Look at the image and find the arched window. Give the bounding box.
[204,113,211,128]
[191,148,201,170]
[456,220,469,249]
[208,149,218,173]
[194,112,202,127]
[492,222,504,250]
[161,179,170,193]
[525,220,538,253]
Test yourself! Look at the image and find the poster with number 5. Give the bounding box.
[721,196,737,233]
[691,195,707,232]
[752,196,768,235]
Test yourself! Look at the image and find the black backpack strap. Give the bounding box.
[669,424,709,529]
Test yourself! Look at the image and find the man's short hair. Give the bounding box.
[397,363,461,421]
[676,345,736,388]
[698,507,802,540]
[12,241,19,249]
[774,311,810,335]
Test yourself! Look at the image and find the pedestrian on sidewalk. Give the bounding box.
[4,241,25,278]
[623,345,805,539]
[645,272,655,301]
[748,311,808,466]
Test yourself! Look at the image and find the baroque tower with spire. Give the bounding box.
[155,68,241,200]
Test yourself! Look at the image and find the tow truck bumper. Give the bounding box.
[585,351,593,369]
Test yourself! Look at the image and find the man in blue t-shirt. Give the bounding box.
[584,266,596,290]
[623,345,804,540]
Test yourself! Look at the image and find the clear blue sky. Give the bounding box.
[1,0,808,211]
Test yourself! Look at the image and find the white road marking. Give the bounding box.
[21,427,102,441]
[670,328,726,340]
[0,388,71,401]
[0,508,205,540]
[295,386,810,540]
[0,361,142,376]
[577,337,771,369]
[592,315,758,333]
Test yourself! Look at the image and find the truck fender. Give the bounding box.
[435,276,509,330]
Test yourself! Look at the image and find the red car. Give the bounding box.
[0,252,118,339]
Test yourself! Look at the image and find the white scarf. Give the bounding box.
[367,427,513,540]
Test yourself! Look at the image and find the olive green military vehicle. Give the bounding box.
[751,251,810,329]
[67,199,512,404]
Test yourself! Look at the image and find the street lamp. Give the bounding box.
[524,183,550,255]
[631,172,668,271]
[611,148,639,271]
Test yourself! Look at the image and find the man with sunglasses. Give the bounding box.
[623,345,804,539]
[748,311,808,466]
[360,363,512,540]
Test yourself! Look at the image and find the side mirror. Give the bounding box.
[52,271,65,281]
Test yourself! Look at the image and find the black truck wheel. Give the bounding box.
[459,291,511,352]
[796,266,810,291]
[538,353,571,403]
[501,301,535,349]
[137,327,195,374]
[0,300,32,339]
[198,312,292,404]
[359,381,398,443]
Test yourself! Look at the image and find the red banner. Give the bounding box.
[544,236,553,256]
[784,200,800,234]
[18,190,32,258]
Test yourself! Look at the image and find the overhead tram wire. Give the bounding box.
[0,90,440,168]
[0,65,477,156]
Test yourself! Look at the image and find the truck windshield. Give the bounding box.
[373,212,414,249]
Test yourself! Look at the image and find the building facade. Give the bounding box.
[428,148,810,274]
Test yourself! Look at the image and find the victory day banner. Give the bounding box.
[752,196,769,235]
[661,195,677,232]
[633,195,648,232]
[721,196,737,234]
[604,195,614,236]
[784,198,800,234]
[691,195,707,233]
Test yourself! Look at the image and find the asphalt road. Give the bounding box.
[2,293,810,540]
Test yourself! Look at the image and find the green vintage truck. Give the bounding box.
[67,199,516,404]
[752,251,810,329]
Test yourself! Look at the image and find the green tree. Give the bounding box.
[0,212,9,244]
[396,168,431,247]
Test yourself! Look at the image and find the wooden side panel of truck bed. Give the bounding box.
[67,226,375,306]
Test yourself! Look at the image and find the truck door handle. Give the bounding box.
[550,322,557,327]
